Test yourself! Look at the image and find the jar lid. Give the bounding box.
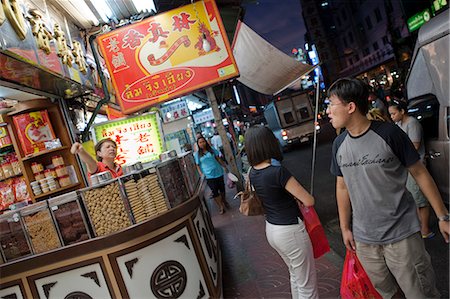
[31,162,38,165]
[55,165,65,169]
[58,175,70,179]
[35,171,44,175]
[44,169,53,173]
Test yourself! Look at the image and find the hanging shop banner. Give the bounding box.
[97,0,239,114]
[160,100,189,123]
[193,108,214,124]
[92,113,164,165]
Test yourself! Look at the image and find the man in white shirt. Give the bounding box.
[210,131,223,157]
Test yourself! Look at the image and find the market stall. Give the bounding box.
[0,145,221,295]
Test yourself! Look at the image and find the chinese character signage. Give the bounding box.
[92,113,164,165]
[160,100,189,123]
[193,108,214,124]
[97,0,239,114]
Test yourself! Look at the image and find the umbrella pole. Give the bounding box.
[310,80,321,196]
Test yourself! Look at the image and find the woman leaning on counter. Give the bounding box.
[71,138,123,180]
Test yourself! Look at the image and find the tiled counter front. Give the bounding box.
[0,180,222,298]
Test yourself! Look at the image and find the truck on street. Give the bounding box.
[264,92,318,150]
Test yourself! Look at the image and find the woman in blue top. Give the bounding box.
[245,125,318,299]
[195,136,229,214]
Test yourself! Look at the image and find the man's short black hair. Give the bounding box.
[244,125,283,166]
[327,77,370,115]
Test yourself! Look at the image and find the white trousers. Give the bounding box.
[265,219,318,299]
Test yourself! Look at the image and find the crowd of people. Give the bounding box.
[194,78,448,298]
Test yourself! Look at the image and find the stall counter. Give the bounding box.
[0,178,222,299]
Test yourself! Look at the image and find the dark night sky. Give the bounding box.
[242,0,306,55]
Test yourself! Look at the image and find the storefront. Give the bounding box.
[1,0,239,297]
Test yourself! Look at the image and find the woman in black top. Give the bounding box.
[245,125,318,299]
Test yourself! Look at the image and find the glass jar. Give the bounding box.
[21,201,62,254]
[58,175,71,187]
[11,158,22,176]
[31,162,44,174]
[0,212,32,262]
[55,165,68,177]
[2,162,13,178]
[52,155,65,167]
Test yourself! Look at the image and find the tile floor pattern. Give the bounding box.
[207,188,342,299]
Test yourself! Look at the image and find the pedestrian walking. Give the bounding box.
[245,125,318,299]
[194,136,230,214]
[388,99,434,239]
[327,77,449,298]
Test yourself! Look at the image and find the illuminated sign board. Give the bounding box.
[97,0,239,114]
[92,113,164,165]
[160,100,189,123]
[407,9,431,32]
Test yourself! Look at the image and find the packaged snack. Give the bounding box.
[12,110,56,155]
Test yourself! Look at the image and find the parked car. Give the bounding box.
[406,10,449,202]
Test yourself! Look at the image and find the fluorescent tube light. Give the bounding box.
[90,0,113,23]
[131,0,156,13]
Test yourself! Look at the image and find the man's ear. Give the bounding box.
[347,102,357,114]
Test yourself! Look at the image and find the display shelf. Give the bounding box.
[21,146,68,161]
[0,173,24,182]
[33,183,81,200]
[0,144,14,151]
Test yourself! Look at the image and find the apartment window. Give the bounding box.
[365,16,373,30]
[348,31,354,44]
[373,41,379,51]
[374,8,382,22]
[382,35,389,45]
[363,48,370,56]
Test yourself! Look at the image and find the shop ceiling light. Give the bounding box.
[131,0,156,13]
[55,0,99,28]
[89,0,113,23]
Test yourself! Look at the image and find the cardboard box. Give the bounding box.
[13,110,56,155]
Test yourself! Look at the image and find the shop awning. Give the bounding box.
[231,21,315,95]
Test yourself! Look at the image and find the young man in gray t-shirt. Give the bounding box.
[327,78,449,298]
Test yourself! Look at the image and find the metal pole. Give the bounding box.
[206,87,243,191]
[310,81,320,196]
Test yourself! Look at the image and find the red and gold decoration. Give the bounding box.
[97,0,239,114]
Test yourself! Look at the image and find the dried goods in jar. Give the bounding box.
[52,201,89,245]
[23,210,61,254]
[83,182,131,236]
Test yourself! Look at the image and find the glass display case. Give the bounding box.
[79,179,132,237]
[48,191,91,246]
[20,201,62,254]
[0,211,32,262]
[156,158,189,208]
[178,152,200,197]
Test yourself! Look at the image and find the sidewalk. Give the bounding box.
[207,187,343,298]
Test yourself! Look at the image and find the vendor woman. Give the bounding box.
[71,139,123,179]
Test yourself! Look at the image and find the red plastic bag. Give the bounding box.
[340,250,382,299]
[299,205,330,259]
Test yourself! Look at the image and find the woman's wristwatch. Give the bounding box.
[437,214,449,222]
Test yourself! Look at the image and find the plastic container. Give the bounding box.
[48,192,91,246]
[44,168,57,179]
[55,165,68,177]
[2,162,13,178]
[34,172,45,181]
[79,180,132,237]
[58,175,71,187]
[31,162,44,174]
[51,155,65,167]
[21,201,62,254]
[11,158,22,176]
[0,211,33,261]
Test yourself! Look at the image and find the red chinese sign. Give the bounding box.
[97,0,239,114]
